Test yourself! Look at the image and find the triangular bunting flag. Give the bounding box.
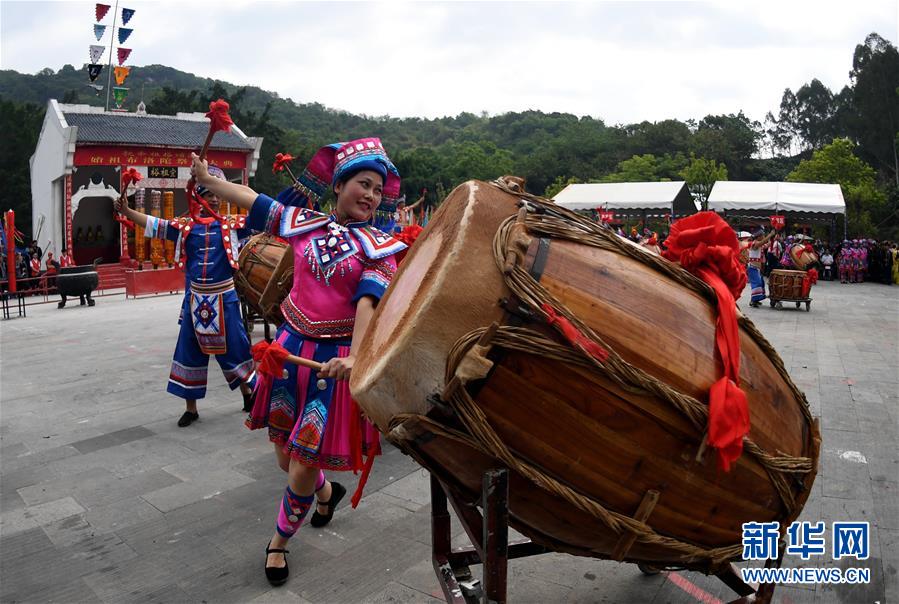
[117,47,132,65]
[87,64,103,82]
[118,27,133,44]
[95,3,110,22]
[112,86,128,109]
[93,24,106,41]
[114,66,131,86]
[89,45,105,64]
[121,8,135,25]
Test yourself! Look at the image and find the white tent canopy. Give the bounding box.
[707,181,845,214]
[553,181,696,215]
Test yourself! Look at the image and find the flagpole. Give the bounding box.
[104,0,120,111]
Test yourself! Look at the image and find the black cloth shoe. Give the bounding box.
[177,411,199,427]
[310,481,346,528]
[242,389,255,413]
[265,541,289,586]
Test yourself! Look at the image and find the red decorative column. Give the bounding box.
[118,167,131,265]
[5,210,16,293]
[64,174,73,252]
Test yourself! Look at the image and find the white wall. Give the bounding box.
[29,100,75,253]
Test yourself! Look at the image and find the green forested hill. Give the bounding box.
[2,32,897,239]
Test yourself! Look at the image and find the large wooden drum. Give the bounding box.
[351,180,820,573]
[789,244,818,270]
[769,269,808,300]
[234,233,293,325]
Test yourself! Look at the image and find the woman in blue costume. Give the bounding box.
[742,229,777,307]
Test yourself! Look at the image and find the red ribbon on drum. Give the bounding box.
[802,268,818,298]
[663,212,750,472]
[540,303,609,363]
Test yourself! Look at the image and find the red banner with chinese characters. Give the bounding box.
[65,174,73,253]
[599,210,615,223]
[770,214,785,230]
[73,146,247,170]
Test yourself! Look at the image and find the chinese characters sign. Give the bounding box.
[742,521,869,561]
[73,145,247,170]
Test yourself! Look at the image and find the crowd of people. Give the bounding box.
[0,239,76,294]
[608,222,899,292]
[0,240,75,292]
[821,239,899,285]
[761,236,898,285]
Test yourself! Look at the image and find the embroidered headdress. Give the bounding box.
[277,138,401,215]
[196,165,226,197]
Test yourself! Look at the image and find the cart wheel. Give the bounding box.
[638,563,661,576]
[769,299,776,308]
[796,302,801,308]
[776,301,783,309]
[806,302,811,311]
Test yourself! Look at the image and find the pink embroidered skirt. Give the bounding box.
[246,323,380,471]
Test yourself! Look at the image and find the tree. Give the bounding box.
[544,175,582,199]
[770,89,801,155]
[848,33,899,184]
[787,138,887,237]
[794,79,838,150]
[602,154,661,182]
[680,155,727,211]
[689,112,760,180]
[620,119,691,158]
[146,86,201,115]
[0,97,45,235]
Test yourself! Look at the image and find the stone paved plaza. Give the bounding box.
[1,280,897,604]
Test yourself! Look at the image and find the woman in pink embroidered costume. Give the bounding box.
[191,138,406,587]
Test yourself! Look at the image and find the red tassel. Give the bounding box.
[205,99,234,133]
[540,303,609,362]
[350,451,377,509]
[122,167,142,188]
[272,152,295,174]
[707,377,750,471]
[251,340,290,378]
[802,268,818,297]
[394,224,423,264]
[187,183,224,225]
[663,212,751,471]
[113,212,136,231]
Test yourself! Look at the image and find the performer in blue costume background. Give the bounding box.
[115,166,257,427]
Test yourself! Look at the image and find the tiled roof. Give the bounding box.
[62,112,255,151]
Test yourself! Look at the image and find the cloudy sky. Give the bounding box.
[1,1,896,125]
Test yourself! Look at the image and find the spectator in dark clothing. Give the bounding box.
[15,253,30,289]
[28,240,43,262]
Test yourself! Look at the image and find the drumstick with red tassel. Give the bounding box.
[272,152,298,181]
[252,340,328,389]
[273,152,316,210]
[187,99,233,224]
[114,167,143,230]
